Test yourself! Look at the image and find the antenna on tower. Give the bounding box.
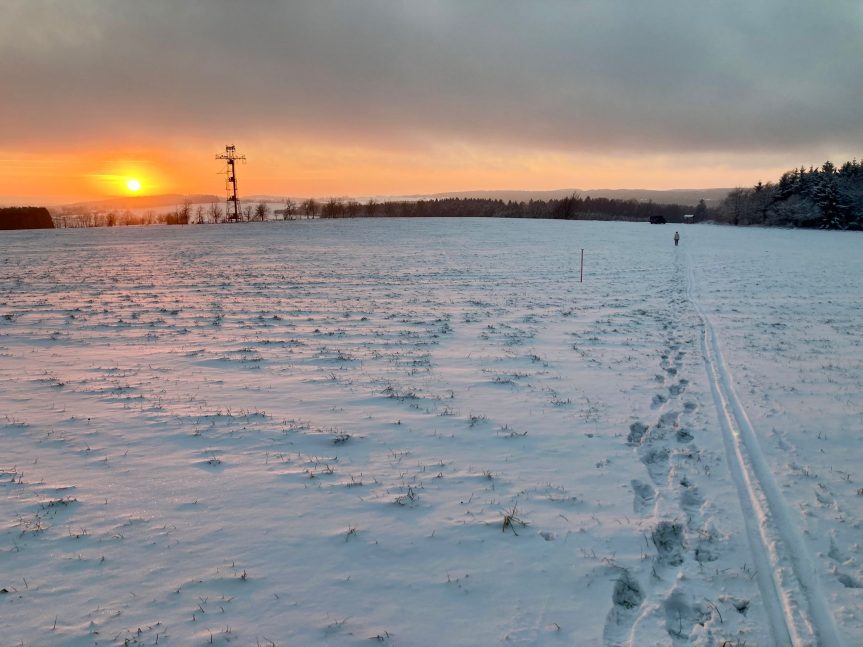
[215,144,246,221]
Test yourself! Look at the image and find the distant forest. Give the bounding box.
[711,159,863,230]
[329,195,689,222]
[0,206,54,230]
[32,158,863,231]
[49,194,691,227]
[296,158,863,230]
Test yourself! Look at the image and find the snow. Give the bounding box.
[1,218,860,646]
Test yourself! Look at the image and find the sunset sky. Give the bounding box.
[2,1,862,204]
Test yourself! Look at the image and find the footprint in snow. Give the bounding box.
[652,393,668,408]
[652,521,685,566]
[631,479,656,513]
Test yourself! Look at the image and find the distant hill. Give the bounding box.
[396,188,731,207]
[64,194,222,211]
[0,206,55,230]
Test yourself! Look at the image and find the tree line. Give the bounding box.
[0,206,54,230]
[294,158,863,229]
[713,159,863,230]
[297,195,688,222]
[38,157,863,230]
[53,201,275,227]
[50,195,690,228]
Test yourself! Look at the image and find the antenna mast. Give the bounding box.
[215,144,246,221]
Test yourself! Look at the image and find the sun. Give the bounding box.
[126,178,141,192]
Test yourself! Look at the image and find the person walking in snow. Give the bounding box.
[674,231,680,247]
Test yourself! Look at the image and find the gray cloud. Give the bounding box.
[3,0,862,155]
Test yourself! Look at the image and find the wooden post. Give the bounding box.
[580,248,584,283]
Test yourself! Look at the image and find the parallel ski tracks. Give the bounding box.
[686,256,843,647]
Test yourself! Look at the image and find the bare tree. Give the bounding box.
[301,198,319,217]
[254,201,269,222]
[345,200,361,217]
[208,203,223,224]
[722,188,747,226]
[175,201,191,225]
[321,198,343,218]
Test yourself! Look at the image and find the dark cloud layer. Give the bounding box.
[3,0,862,155]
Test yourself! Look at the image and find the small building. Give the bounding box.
[683,214,695,224]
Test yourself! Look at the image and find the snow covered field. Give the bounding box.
[1,218,861,646]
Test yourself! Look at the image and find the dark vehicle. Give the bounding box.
[649,215,667,224]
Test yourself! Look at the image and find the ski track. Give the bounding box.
[686,251,844,647]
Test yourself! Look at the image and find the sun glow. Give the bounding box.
[126,178,141,192]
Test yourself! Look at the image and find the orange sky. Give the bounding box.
[0,142,832,205]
